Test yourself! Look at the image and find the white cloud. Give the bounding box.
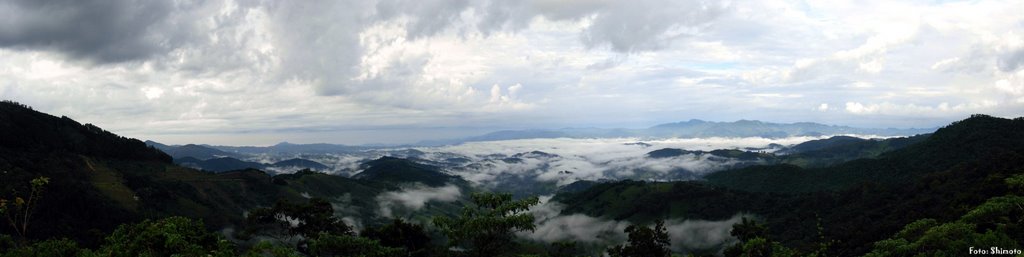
[519,196,746,252]
[845,101,1000,116]
[1,0,1022,145]
[418,136,844,186]
[142,87,164,100]
[376,184,462,218]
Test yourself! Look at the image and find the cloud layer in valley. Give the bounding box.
[2,0,1022,145]
[415,136,830,186]
[520,196,746,253]
[376,184,462,218]
[266,136,844,188]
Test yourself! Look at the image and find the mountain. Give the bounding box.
[144,141,244,160]
[464,130,572,141]
[553,114,1024,255]
[208,142,368,155]
[645,119,932,138]
[0,101,394,245]
[646,148,771,161]
[353,156,466,187]
[703,115,1017,193]
[777,135,868,154]
[175,157,267,173]
[270,158,329,170]
[0,101,170,163]
[776,133,929,167]
[423,119,935,145]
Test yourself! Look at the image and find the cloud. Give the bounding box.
[664,216,743,251]
[996,37,1024,72]
[845,101,1000,116]
[376,184,462,218]
[1,0,1023,145]
[579,0,727,53]
[0,0,200,63]
[519,196,746,252]
[420,136,837,186]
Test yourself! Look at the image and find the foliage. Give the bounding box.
[433,192,539,256]
[361,218,432,257]
[245,198,352,245]
[546,241,579,257]
[0,238,82,257]
[606,220,671,257]
[722,218,803,257]
[1007,173,1024,192]
[0,101,171,163]
[90,216,234,257]
[731,218,766,242]
[0,176,48,240]
[355,157,463,187]
[240,241,303,257]
[735,237,800,257]
[307,232,405,257]
[864,174,1024,257]
[560,115,1024,255]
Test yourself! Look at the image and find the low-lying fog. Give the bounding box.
[267,135,885,253]
[255,135,883,189]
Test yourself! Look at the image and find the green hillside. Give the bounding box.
[555,115,1024,256]
[0,101,393,245]
[354,156,468,187]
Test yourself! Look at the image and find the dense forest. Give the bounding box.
[2,100,1023,256]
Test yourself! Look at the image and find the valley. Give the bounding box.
[3,101,1021,256]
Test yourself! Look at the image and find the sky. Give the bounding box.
[1,0,1022,145]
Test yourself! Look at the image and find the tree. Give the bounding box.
[245,198,352,246]
[606,220,671,257]
[547,241,579,257]
[730,217,766,242]
[241,241,303,257]
[723,218,801,257]
[91,216,234,257]
[307,232,405,257]
[432,192,539,256]
[0,176,49,240]
[864,174,1024,257]
[0,238,82,257]
[361,219,432,257]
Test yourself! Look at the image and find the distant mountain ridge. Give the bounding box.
[208,142,369,154]
[353,156,467,187]
[145,141,244,160]
[420,119,935,145]
[173,156,330,173]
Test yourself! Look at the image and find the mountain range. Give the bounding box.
[1,100,1020,256]
[419,119,935,145]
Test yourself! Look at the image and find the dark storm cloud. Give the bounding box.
[0,0,196,63]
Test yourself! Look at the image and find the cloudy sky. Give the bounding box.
[1,0,1022,145]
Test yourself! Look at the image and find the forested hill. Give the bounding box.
[555,114,1024,256]
[0,101,390,246]
[0,101,170,162]
[703,114,1024,193]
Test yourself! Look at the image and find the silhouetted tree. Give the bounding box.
[0,176,49,241]
[433,192,539,256]
[92,216,234,257]
[245,198,351,246]
[607,219,671,257]
[361,218,432,257]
